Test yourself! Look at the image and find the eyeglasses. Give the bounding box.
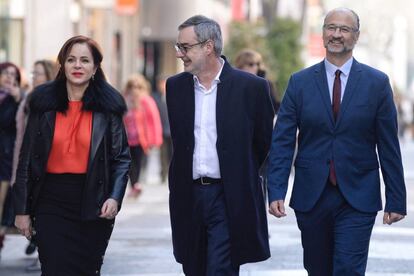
[174,40,208,54]
[323,24,358,34]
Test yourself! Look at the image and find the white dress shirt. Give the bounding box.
[192,59,224,179]
[324,57,353,103]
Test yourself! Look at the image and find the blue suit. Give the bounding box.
[267,59,406,275]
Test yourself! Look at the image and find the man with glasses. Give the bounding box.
[267,7,406,276]
[166,15,274,275]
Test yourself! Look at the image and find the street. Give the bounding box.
[1,140,414,276]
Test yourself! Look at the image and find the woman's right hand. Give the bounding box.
[15,215,32,240]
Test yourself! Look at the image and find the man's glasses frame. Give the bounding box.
[323,24,359,34]
[174,40,208,54]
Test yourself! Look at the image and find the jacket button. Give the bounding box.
[98,180,103,184]
[37,131,41,136]
[34,154,39,159]
[35,177,40,181]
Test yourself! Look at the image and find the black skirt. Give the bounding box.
[34,173,114,276]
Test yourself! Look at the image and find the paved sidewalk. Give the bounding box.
[1,179,414,275]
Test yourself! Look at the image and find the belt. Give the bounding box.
[193,177,221,185]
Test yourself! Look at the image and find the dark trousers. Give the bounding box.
[295,182,376,276]
[183,183,239,276]
[160,136,172,183]
[129,145,144,185]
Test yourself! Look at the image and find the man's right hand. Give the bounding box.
[15,215,32,240]
[269,200,286,218]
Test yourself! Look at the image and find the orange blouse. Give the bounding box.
[46,101,92,173]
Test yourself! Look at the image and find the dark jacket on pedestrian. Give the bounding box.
[166,59,274,266]
[12,80,131,220]
[0,94,19,181]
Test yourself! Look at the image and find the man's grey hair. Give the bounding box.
[324,7,360,31]
[179,15,223,57]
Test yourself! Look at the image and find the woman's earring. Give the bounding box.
[92,74,95,81]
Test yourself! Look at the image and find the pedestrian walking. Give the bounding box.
[122,74,162,197]
[267,8,407,276]
[166,15,274,275]
[12,35,131,275]
[152,75,172,184]
[0,61,22,259]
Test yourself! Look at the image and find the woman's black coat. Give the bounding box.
[12,81,131,220]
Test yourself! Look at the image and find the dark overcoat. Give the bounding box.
[12,80,131,220]
[166,58,274,266]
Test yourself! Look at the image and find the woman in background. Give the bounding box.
[234,48,280,113]
[0,62,21,257]
[123,74,162,197]
[13,35,130,275]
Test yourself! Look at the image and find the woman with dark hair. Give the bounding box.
[13,35,131,275]
[0,61,21,256]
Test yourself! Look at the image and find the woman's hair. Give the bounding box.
[234,49,262,70]
[29,35,126,115]
[34,59,57,81]
[0,61,21,86]
[55,35,106,82]
[124,74,151,96]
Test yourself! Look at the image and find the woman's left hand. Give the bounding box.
[99,198,119,220]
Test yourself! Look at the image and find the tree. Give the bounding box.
[224,17,303,98]
[267,17,303,96]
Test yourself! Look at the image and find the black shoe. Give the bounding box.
[25,242,37,255]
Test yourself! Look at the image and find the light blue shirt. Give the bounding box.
[324,57,353,103]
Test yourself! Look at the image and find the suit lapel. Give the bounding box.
[184,75,195,141]
[335,59,362,127]
[314,61,334,126]
[216,61,232,144]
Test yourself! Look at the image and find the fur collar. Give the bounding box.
[29,80,126,116]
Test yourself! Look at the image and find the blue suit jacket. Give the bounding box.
[267,59,406,215]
